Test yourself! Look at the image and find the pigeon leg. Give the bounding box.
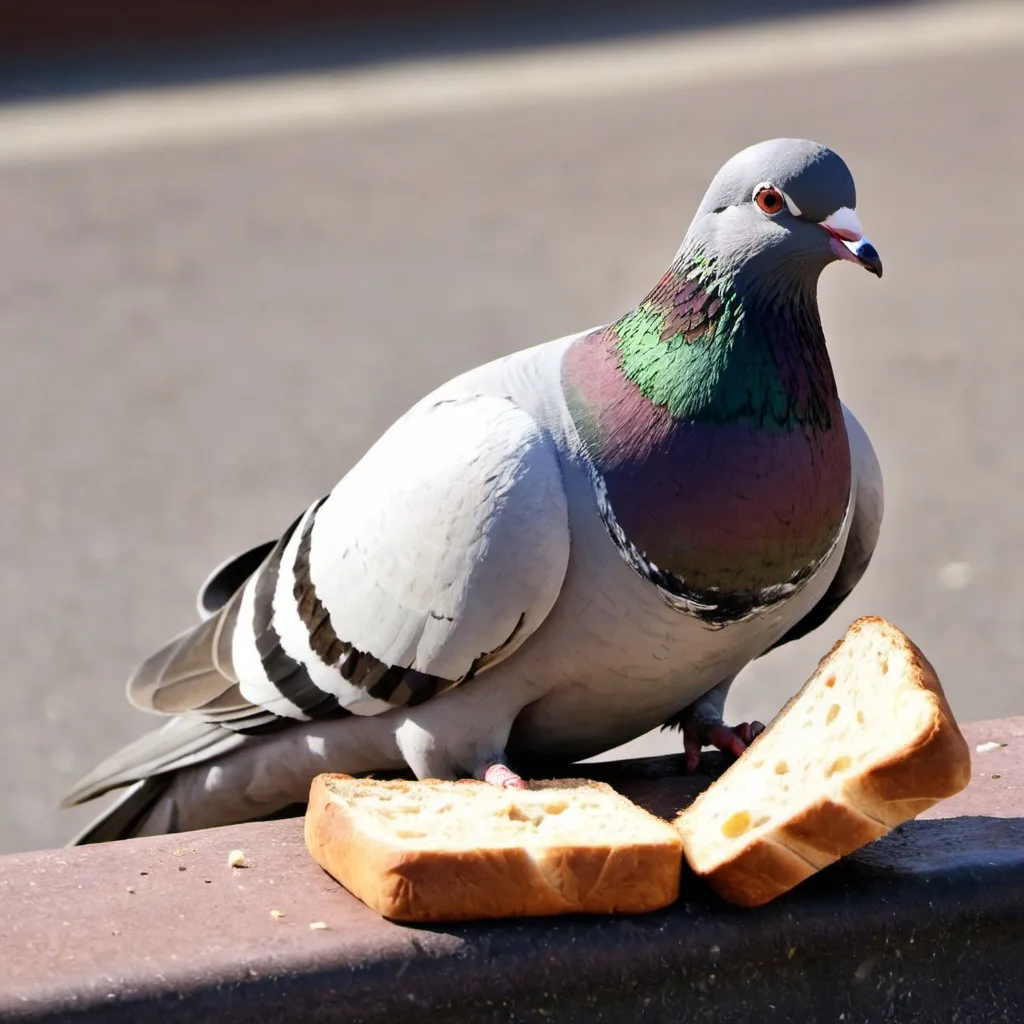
[395,689,532,790]
[663,679,765,774]
[481,762,528,790]
[681,716,765,774]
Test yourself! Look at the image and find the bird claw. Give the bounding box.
[681,716,765,774]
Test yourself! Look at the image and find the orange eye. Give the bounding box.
[754,185,785,215]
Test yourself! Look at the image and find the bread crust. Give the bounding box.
[675,617,971,908]
[842,625,971,822]
[688,835,818,908]
[305,775,683,922]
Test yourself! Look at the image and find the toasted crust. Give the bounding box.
[675,617,971,908]
[841,628,971,823]
[692,835,818,907]
[304,775,683,922]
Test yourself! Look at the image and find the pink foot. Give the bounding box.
[483,763,528,790]
[682,716,765,774]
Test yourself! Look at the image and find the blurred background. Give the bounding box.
[1,0,1022,854]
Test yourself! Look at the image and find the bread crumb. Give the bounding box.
[227,849,247,868]
[269,909,285,919]
[309,921,328,931]
[975,741,1007,753]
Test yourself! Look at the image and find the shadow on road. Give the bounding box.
[0,0,900,104]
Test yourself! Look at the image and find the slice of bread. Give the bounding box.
[674,616,971,907]
[305,775,683,922]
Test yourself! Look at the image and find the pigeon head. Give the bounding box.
[682,138,882,283]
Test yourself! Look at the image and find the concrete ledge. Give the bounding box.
[1,717,1022,1023]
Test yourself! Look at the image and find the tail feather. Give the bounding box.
[128,596,239,716]
[67,777,174,845]
[64,537,286,844]
[62,717,247,807]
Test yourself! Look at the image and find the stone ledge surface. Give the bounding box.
[0,717,1021,1023]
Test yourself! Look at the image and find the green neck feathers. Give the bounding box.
[611,254,837,432]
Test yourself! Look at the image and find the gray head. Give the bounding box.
[682,138,882,284]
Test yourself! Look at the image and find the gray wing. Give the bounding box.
[65,391,571,806]
[764,403,883,653]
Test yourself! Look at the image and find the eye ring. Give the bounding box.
[753,184,785,216]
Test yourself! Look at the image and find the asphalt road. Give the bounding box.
[3,2,1023,853]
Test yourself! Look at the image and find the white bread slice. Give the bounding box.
[674,616,971,907]
[305,775,683,922]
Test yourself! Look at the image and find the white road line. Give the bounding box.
[1,1,1022,166]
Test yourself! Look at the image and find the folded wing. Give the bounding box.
[128,392,572,731]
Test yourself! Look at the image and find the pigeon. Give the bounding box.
[65,138,884,843]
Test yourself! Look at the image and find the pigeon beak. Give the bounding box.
[845,237,883,278]
[819,207,883,279]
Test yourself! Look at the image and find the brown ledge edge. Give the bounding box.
[1,717,1021,1024]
